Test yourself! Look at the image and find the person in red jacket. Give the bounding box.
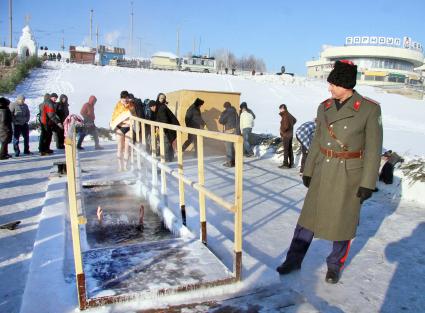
[77,95,103,150]
[38,93,63,155]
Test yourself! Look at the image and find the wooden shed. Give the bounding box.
[166,89,241,153]
[69,46,96,64]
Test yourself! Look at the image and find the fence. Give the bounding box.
[128,115,244,279]
[64,118,244,310]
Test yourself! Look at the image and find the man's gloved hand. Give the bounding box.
[302,176,311,188]
[356,187,374,204]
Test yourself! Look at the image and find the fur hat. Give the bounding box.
[0,97,10,106]
[327,60,357,89]
[194,98,204,106]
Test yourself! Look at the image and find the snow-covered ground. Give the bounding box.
[6,61,425,156]
[1,62,425,313]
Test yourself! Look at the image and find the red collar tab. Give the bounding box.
[325,99,332,110]
[353,100,361,111]
[340,59,354,66]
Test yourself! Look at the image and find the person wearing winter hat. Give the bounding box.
[9,95,31,156]
[239,102,255,157]
[53,94,70,149]
[219,102,238,167]
[38,93,63,155]
[0,97,13,160]
[182,97,205,152]
[276,60,383,284]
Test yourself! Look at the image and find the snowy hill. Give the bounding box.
[5,61,425,156]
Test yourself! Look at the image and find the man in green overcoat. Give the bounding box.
[276,60,383,283]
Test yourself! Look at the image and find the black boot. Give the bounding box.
[325,268,340,284]
[276,261,301,275]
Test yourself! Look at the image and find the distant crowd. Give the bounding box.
[0,90,316,176]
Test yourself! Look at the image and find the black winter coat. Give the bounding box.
[219,106,239,132]
[156,103,180,142]
[185,103,205,129]
[0,103,13,143]
[55,95,70,123]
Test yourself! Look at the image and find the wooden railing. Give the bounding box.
[128,116,244,280]
[64,117,244,310]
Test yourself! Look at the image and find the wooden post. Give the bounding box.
[135,120,140,143]
[141,121,146,146]
[176,130,186,225]
[65,136,86,308]
[159,127,166,195]
[197,135,207,244]
[233,138,244,280]
[151,125,157,186]
[130,122,134,167]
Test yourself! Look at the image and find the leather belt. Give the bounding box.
[320,147,363,159]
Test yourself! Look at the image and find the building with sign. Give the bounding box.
[306,36,425,86]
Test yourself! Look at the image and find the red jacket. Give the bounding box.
[80,95,97,123]
[41,99,61,127]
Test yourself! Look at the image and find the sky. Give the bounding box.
[1,0,425,75]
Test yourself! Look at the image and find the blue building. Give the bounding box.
[98,45,125,66]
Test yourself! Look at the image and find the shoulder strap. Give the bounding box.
[323,106,349,151]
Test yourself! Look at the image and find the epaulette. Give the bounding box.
[362,96,380,105]
[321,98,333,110]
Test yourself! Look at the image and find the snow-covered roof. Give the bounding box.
[152,51,178,59]
[75,46,94,52]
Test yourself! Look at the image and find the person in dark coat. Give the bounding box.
[151,100,180,162]
[38,93,63,155]
[53,94,70,149]
[379,150,404,184]
[10,94,31,156]
[276,60,383,284]
[279,104,297,168]
[182,97,205,152]
[0,97,13,160]
[156,92,167,106]
[219,102,239,167]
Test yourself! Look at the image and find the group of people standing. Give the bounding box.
[0,92,103,160]
[0,95,31,159]
[109,90,258,170]
[38,92,103,155]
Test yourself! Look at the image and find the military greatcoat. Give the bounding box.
[298,90,383,241]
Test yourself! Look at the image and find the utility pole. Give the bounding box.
[193,37,196,56]
[9,0,12,48]
[90,9,93,47]
[130,1,134,56]
[61,29,64,50]
[96,25,99,50]
[137,37,142,57]
[198,36,201,56]
[176,28,180,58]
